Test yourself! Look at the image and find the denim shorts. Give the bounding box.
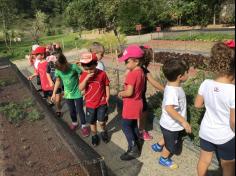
[200,138,235,160]
[86,105,108,124]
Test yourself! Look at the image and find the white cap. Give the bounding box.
[32,44,39,51]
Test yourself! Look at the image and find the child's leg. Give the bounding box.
[121,119,138,148]
[55,93,62,112]
[90,124,97,135]
[220,159,235,176]
[218,138,235,176]
[65,99,77,125]
[97,105,108,131]
[197,149,214,176]
[75,98,86,126]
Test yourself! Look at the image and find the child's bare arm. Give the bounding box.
[51,78,60,101]
[194,94,204,108]
[118,85,134,98]
[147,73,164,92]
[46,73,54,87]
[165,105,192,133]
[230,108,235,132]
[28,73,37,80]
[106,85,110,105]
[79,73,94,91]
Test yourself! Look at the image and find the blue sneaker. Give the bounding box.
[151,143,163,152]
[159,157,178,169]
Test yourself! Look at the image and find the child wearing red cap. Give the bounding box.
[118,45,145,161]
[28,46,54,103]
[79,52,110,147]
[195,41,235,176]
[51,53,90,137]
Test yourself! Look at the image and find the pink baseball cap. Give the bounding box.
[118,45,144,62]
[224,40,235,48]
[79,52,98,64]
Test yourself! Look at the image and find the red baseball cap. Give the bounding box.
[32,46,46,55]
[118,45,144,62]
[79,52,98,64]
[224,40,235,48]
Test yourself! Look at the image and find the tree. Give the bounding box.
[31,11,47,44]
[0,0,17,52]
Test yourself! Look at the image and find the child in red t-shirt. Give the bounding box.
[79,52,110,147]
[118,45,145,161]
[28,46,54,103]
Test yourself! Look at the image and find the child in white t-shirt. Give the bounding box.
[152,59,192,169]
[195,41,235,176]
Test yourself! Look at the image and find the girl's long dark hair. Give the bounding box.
[55,53,70,72]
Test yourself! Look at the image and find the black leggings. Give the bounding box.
[65,98,86,125]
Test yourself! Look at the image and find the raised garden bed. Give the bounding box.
[0,59,107,176]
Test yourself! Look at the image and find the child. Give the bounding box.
[46,54,62,117]
[139,45,164,141]
[195,41,235,176]
[51,53,90,137]
[152,59,192,169]
[118,45,145,161]
[89,42,106,71]
[28,46,54,102]
[79,52,110,146]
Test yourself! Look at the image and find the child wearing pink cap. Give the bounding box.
[195,41,235,176]
[118,45,145,161]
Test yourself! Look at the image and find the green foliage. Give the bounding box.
[159,33,235,42]
[149,70,213,146]
[0,98,43,123]
[0,79,17,87]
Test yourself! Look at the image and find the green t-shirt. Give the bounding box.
[55,64,82,99]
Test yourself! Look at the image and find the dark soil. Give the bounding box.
[0,66,86,176]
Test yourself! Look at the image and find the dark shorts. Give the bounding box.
[43,90,52,98]
[86,105,108,124]
[200,138,235,160]
[161,126,185,154]
[142,98,148,112]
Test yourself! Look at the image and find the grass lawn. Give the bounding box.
[0,32,92,61]
[159,32,235,42]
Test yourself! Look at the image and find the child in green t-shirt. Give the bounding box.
[51,53,90,137]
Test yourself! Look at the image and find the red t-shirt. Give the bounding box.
[122,68,145,119]
[79,69,110,109]
[36,61,53,91]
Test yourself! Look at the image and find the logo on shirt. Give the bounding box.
[214,87,220,92]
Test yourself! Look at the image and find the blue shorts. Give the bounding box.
[161,126,185,154]
[86,105,108,124]
[200,138,235,160]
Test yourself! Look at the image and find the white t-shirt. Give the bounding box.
[160,85,187,131]
[199,79,235,145]
[96,61,105,71]
[34,57,40,70]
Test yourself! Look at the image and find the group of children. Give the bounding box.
[27,39,235,175]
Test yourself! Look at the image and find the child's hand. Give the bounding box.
[49,81,54,87]
[118,92,123,98]
[106,97,110,106]
[182,121,192,134]
[28,75,33,80]
[85,73,94,81]
[51,93,56,102]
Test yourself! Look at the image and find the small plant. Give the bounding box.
[0,98,43,124]
[0,79,17,87]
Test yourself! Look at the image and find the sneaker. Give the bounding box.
[142,131,153,141]
[159,157,178,169]
[81,126,90,138]
[101,131,109,143]
[69,124,78,131]
[92,135,99,147]
[151,143,163,152]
